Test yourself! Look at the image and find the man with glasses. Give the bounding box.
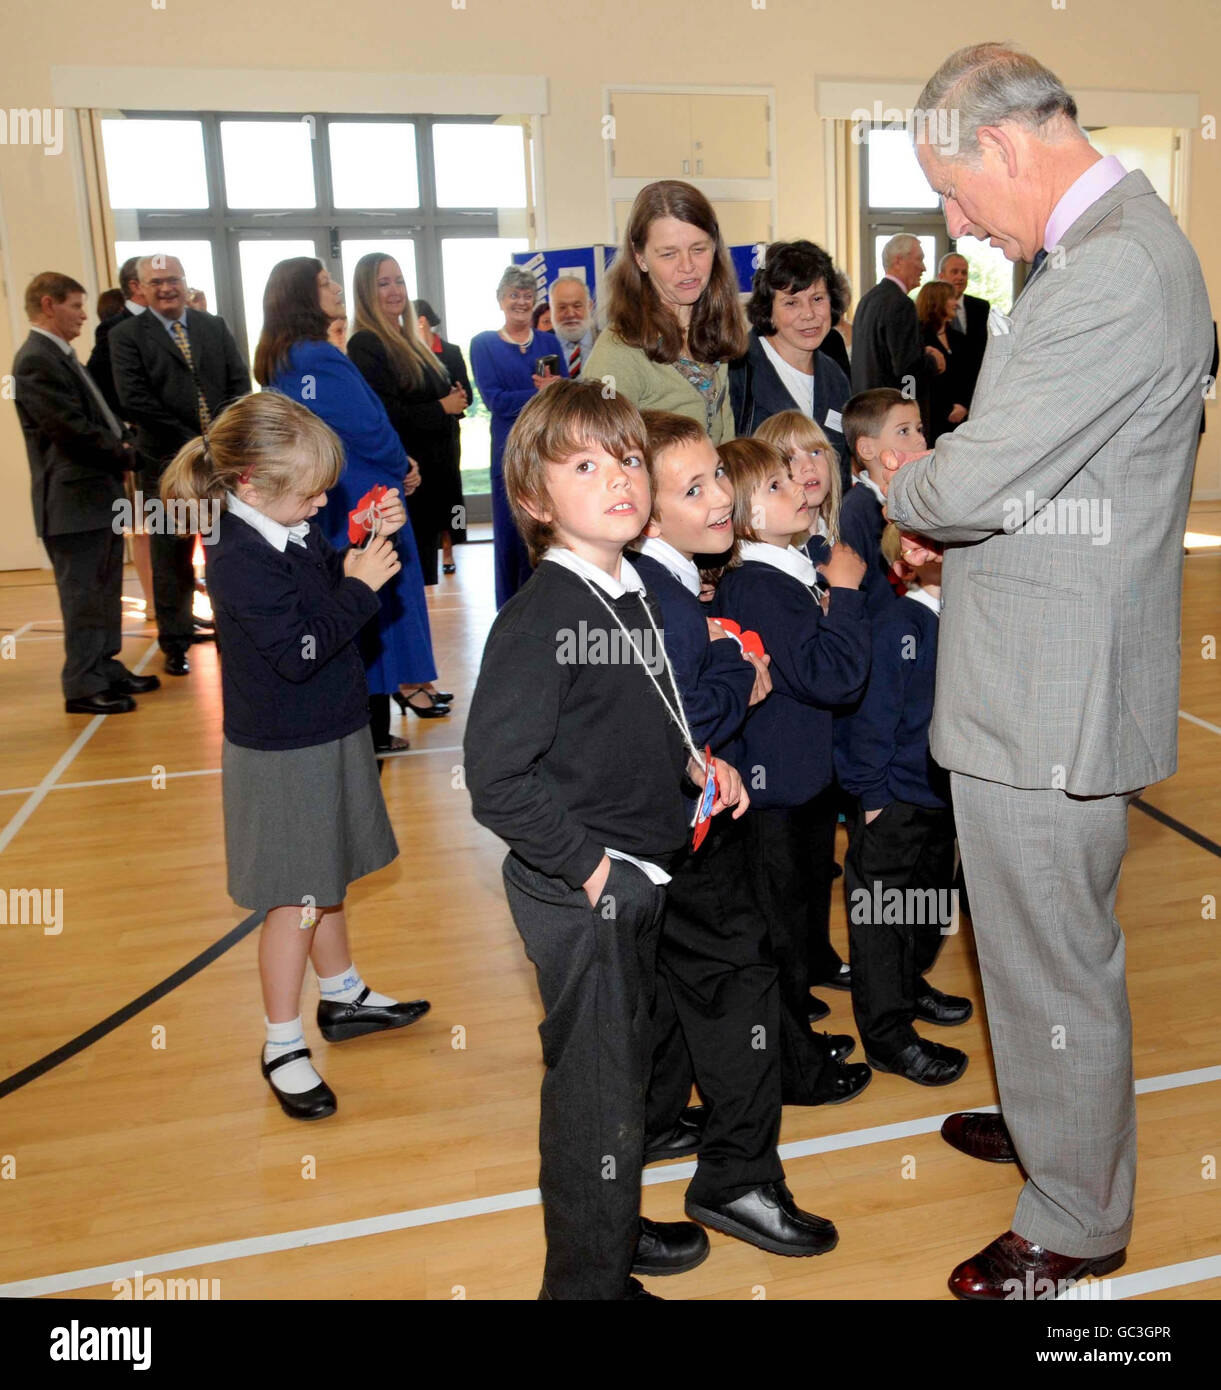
[111,255,250,675]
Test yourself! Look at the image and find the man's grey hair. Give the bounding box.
[137,253,185,281]
[496,265,537,300]
[881,234,921,271]
[914,42,1080,163]
[548,274,591,303]
[939,251,968,272]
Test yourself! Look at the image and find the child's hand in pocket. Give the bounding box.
[344,535,401,592]
[583,854,611,908]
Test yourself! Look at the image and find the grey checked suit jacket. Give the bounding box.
[887,170,1213,796]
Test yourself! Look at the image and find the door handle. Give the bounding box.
[681,158,690,175]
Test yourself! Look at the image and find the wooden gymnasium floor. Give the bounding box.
[1,510,1219,1303]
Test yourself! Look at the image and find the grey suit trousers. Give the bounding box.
[44,528,128,699]
[951,772,1137,1257]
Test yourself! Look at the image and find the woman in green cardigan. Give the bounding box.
[584,181,747,443]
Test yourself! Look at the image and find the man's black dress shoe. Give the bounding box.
[109,673,161,696]
[866,1038,967,1086]
[643,1104,706,1165]
[686,1182,838,1257]
[65,692,135,715]
[941,1111,1018,1163]
[915,982,973,1026]
[807,994,831,1022]
[317,987,430,1041]
[164,651,190,676]
[815,1031,856,1063]
[631,1217,709,1276]
[260,1048,337,1120]
[807,1060,872,1105]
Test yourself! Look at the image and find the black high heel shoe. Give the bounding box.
[392,688,451,718]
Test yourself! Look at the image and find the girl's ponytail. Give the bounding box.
[162,436,224,506]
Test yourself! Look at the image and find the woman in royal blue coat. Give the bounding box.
[254,257,449,751]
[468,264,565,609]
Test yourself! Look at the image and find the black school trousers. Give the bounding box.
[646,812,784,1205]
[743,794,840,1105]
[843,799,955,1060]
[503,851,666,1301]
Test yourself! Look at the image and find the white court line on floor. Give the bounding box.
[1095,1253,1221,1300]
[1179,709,1221,738]
[0,746,464,799]
[3,1065,1216,1300]
[0,641,157,855]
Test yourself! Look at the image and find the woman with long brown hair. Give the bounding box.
[915,279,970,443]
[347,253,467,601]
[254,256,450,750]
[583,181,747,443]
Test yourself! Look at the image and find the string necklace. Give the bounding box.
[572,572,705,771]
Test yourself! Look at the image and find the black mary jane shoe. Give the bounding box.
[317,987,431,1042]
[260,1047,337,1120]
[631,1217,710,1276]
[392,688,451,718]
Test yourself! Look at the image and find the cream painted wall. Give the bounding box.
[2,0,1219,568]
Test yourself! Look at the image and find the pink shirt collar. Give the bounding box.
[884,273,909,292]
[1044,155,1128,252]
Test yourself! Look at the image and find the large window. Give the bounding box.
[102,112,535,499]
[859,124,1016,310]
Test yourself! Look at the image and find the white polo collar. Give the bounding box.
[905,585,942,616]
[853,472,887,506]
[638,535,701,596]
[543,546,645,599]
[227,491,310,552]
[737,540,818,588]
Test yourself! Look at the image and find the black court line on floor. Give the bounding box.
[1,799,1216,1101]
[0,910,262,1100]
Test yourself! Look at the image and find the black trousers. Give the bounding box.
[743,798,839,1105]
[43,528,128,699]
[142,464,195,655]
[804,782,846,986]
[503,851,666,1300]
[646,813,784,1205]
[843,799,956,1060]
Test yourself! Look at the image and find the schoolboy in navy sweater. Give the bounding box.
[840,389,926,619]
[464,382,745,1301]
[632,411,839,1259]
[713,438,874,1109]
[835,528,972,1087]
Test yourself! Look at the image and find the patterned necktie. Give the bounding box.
[1032,248,1048,272]
[170,319,212,431]
[568,340,581,378]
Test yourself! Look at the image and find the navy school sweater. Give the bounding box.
[712,559,870,809]
[204,509,381,751]
[631,551,755,753]
[838,480,899,619]
[834,594,949,810]
[464,560,689,889]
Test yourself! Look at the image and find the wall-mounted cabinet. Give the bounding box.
[609,91,770,180]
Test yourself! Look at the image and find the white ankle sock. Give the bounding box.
[263,1016,323,1094]
[317,965,395,1008]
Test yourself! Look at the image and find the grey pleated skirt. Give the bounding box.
[222,728,399,913]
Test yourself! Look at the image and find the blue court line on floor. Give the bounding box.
[0,910,262,1101]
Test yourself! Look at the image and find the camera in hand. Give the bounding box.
[534,354,561,376]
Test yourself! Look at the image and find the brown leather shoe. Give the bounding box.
[949,1230,1126,1300]
[941,1111,1018,1163]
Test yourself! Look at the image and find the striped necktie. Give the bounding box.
[170,319,212,431]
[568,340,581,377]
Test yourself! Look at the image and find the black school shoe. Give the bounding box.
[915,982,974,1026]
[807,1059,872,1105]
[643,1104,706,1164]
[631,1217,710,1276]
[686,1182,839,1257]
[866,1038,968,1086]
[317,987,431,1041]
[260,1047,337,1121]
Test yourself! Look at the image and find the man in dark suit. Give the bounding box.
[13,272,160,715]
[87,256,146,415]
[111,254,249,675]
[850,235,946,407]
[939,251,990,403]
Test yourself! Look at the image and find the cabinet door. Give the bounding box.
[690,94,770,178]
[610,92,693,177]
[711,200,772,246]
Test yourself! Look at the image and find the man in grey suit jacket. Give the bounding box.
[13,272,160,715]
[884,45,1212,1299]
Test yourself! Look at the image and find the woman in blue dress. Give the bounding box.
[468,265,565,608]
[253,257,450,752]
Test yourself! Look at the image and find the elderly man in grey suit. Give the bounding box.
[883,44,1212,1299]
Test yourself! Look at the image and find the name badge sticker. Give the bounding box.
[692,745,717,851]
